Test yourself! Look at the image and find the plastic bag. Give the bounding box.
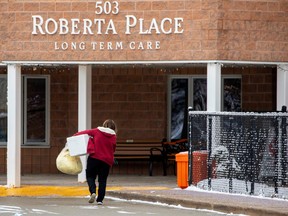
[56,146,83,175]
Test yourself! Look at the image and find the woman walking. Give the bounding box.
[74,119,117,205]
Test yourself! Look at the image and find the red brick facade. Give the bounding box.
[0,65,276,174]
[0,0,285,175]
[0,0,287,62]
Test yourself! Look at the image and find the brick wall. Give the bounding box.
[222,66,276,111]
[0,0,287,62]
[91,66,167,140]
[20,67,75,173]
[0,65,276,174]
[242,67,276,111]
[219,0,288,61]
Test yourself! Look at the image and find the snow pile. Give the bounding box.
[185,178,288,199]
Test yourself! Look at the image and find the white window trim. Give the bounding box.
[22,75,50,147]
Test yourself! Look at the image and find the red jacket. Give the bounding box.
[74,127,116,167]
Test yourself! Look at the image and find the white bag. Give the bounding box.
[56,146,83,175]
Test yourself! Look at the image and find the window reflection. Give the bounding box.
[26,78,46,142]
[223,78,242,111]
[0,78,7,142]
[193,78,207,111]
[171,79,188,140]
[169,76,242,141]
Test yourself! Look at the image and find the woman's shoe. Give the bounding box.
[88,193,96,203]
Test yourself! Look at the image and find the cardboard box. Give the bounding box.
[66,134,89,156]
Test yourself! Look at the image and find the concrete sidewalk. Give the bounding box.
[0,174,287,216]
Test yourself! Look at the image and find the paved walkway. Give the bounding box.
[0,174,287,216]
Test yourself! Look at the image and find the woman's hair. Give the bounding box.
[103,119,117,133]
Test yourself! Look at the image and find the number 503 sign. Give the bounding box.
[95,1,119,15]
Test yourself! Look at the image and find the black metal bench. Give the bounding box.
[150,138,188,176]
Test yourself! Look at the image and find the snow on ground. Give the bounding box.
[107,196,247,216]
[183,178,288,200]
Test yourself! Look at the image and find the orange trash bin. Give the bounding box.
[176,150,211,189]
[175,152,189,189]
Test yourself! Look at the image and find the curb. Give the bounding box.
[106,191,288,216]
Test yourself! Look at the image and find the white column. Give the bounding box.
[206,63,222,152]
[78,65,92,182]
[207,63,221,111]
[277,64,288,111]
[7,64,22,188]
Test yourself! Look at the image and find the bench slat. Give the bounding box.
[115,140,162,159]
[114,156,151,159]
[115,150,157,155]
[113,139,187,176]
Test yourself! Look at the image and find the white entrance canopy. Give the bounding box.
[1,60,288,187]
[2,60,288,66]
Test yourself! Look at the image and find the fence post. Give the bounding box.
[274,116,279,195]
[249,117,256,195]
[188,107,193,186]
[207,115,212,190]
[228,117,233,193]
[281,106,287,186]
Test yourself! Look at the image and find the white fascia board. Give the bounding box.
[1,60,288,66]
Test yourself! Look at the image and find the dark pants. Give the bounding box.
[86,156,110,202]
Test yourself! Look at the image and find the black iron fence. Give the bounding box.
[188,108,288,198]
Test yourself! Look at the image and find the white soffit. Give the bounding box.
[1,60,287,67]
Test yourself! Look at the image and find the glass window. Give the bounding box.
[168,75,241,141]
[0,76,7,144]
[193,78,207,111]
[0,75,50,146]
[223,77,242,111]
[23,76,50,146]
[170,78,188,140]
